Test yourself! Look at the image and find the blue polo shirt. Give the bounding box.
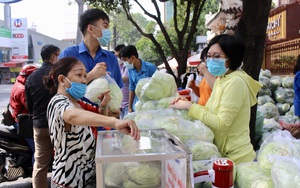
[59,42,123,88]
[128,59,157,110]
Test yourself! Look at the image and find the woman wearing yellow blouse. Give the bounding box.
[170,34,262,165]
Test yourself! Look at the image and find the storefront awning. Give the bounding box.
[2,61,26,67]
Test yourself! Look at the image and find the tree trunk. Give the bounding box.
[235,0,272,150]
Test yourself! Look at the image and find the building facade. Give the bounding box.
[265,0,300,74]
[0,19,72,84]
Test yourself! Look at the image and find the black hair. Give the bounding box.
[207,34,245,70]
[114,44,125,52]
[40,44,60,62]
[294,55,300,74]
[43,57,82,93]
[120,45,139,59]
[200,47,208,62]
[79,8,109,35]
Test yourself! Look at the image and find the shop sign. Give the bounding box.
[0,27,11,38]
[11,18,29,60]
[266,11,286,41]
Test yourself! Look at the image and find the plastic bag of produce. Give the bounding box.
[236,162,273,188]
[257,130,300,176]
[269,156,300,188]
[85,74,122,112]
[259,102,280,120]
[185,140,221,160]
[135,77,151,101]
[257,95,275,105]
[276,103,291,115]
[140,71,177,101]
[269,76,282,92]
[259,69,272,78]
[259,76,270,89]
[282,76,294,88]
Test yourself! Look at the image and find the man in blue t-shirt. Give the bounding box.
[120,45,157,112]
[59,9,123,118]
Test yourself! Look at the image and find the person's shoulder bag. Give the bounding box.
[17,114,33,139]
[1,104,15,126]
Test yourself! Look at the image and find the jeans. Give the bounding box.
[119,106,129,119]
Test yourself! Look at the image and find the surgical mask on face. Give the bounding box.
[64,77,87,100]
[124,61,134,69]
[206,58,229,76]
[96,28,111,46]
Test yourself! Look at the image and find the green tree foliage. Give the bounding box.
[86,0,207,85]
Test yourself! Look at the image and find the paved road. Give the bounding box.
[0,84,13,122]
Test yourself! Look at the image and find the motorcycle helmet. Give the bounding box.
[20,65,38,76]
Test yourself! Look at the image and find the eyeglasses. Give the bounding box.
[207,54,226,59]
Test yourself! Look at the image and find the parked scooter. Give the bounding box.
[0,123,33,182]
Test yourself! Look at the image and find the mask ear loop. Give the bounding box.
[237,62,244,70]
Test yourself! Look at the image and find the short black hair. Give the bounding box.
[40,44,60,61]
[114,44,125,52]
[79,8,109,35]
[120,45,139,59]
[207,34,245,70]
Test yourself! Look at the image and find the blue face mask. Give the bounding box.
[65,77,87,100]
[124,61,134,69]
[206,58,229,76]
[97,29,111,46]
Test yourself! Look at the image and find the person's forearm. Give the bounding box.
[64,108,117,128]
[191,85,200,97]
[128,91,135,110]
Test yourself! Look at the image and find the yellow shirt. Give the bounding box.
[189,70,262,165]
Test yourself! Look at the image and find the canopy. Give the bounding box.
[187,54,201,66]
[157,58,178,69]
[2,61,26,67]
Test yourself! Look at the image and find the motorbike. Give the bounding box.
[0,123,33,183]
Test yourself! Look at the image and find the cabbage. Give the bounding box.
[135,78,150,100]
[236,162,273,188]
[269,76,282,91]
[276,103,290,115]
[258,88,272,97]
[257,140,300,176]
[141,101,156,111]
[123,162,161,188]
[259,69,271,78]
[257,95,275,105]
[282,76,294,88]
[270,156,300,188]
[140,71,177,101]
[261,102,280,120]
[85,77,109,103]
[104,163,127,187]
[259,76,270,89]
[185,140,220,160]
[156,97,175,109]
[107,81,123,112]
[134,100,143,112]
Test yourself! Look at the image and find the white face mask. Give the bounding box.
[124,60,134,69]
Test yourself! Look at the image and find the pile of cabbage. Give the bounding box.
[256,69,300,143]
[236,130,300,188]
[134,71,178,111]
[84,74,122,112]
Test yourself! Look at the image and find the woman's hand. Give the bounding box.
[187,80,196,89]
[97,90,111,114]
[169,97,193,110]
[115,119,140,141]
